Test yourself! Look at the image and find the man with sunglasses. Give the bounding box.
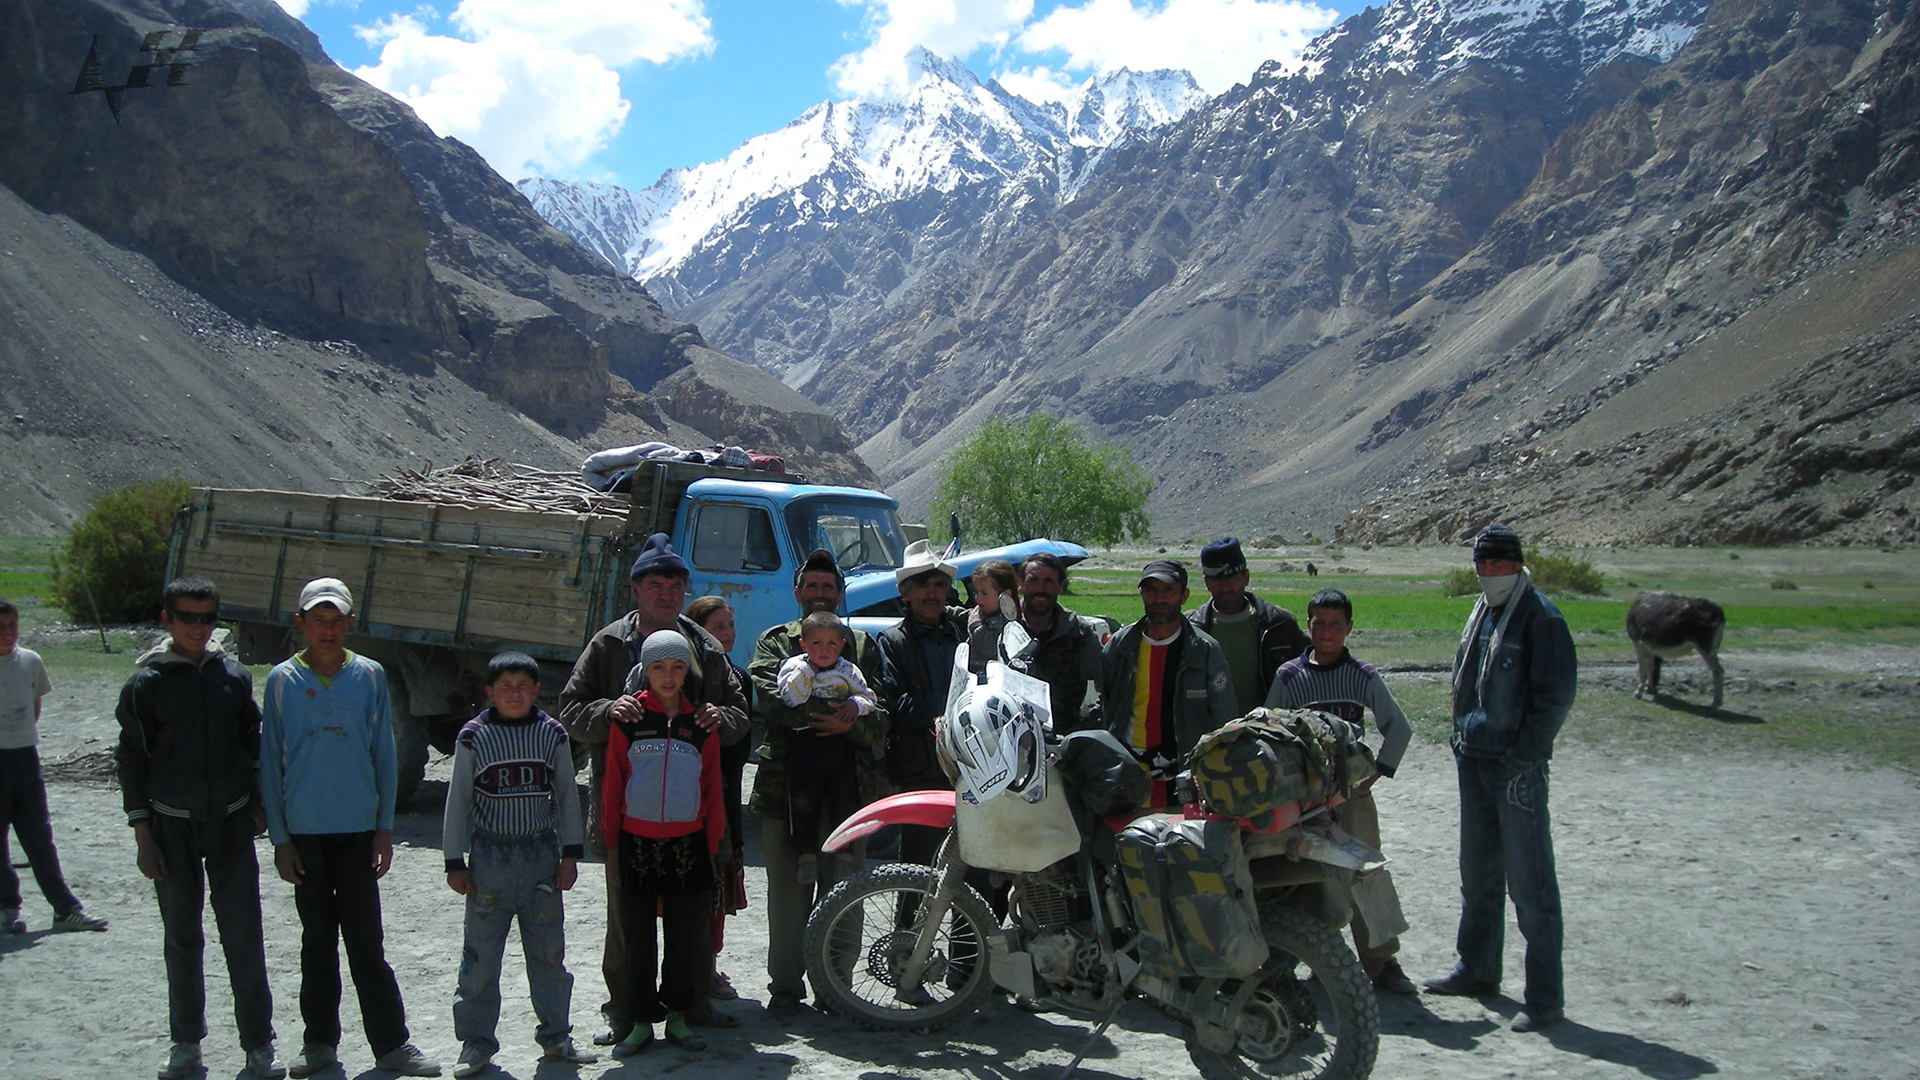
[116,577,283,1079]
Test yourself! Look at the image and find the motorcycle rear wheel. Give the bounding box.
[803,863,1000,1032]
[1186,906,1379,1080]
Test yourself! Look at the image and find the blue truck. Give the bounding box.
[169,459,1087,803]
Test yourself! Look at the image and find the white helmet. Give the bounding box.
[948,687,1045,805]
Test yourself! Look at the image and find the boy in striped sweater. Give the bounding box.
[1264,587,1415,996]
[443,653,595,1077]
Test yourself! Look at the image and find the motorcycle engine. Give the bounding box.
[1013,861,1082,932]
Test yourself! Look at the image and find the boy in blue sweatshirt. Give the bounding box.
[442,653,596,1077]
[260,578,440,1078]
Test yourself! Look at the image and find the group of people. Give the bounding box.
[0,520,1575,1079]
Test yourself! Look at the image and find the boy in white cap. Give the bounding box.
[260,578,440,1077]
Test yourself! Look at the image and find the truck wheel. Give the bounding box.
[387,667,430,809]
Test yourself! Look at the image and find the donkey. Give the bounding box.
[1625,591,1726,707]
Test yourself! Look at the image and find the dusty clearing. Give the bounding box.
[2,647,1917,1080]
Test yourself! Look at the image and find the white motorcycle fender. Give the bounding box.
[954,764,1081,873]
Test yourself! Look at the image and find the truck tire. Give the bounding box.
[387,667,430,809]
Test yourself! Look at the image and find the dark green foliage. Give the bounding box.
[1529,552,1606,595]
[929,415,1151,548]
[50,477,191,624]
[1440,567,1478,597]
[1439,552,1604,596]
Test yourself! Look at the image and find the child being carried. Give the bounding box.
[774,611,876,884]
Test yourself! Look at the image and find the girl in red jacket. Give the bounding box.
[602,630,726,1056]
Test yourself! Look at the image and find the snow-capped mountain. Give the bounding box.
[519,48,1203,294]
[1299,0,1702,79]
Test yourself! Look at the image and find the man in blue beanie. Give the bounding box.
[1424,523,1577,1033]
[559,534,748,1043]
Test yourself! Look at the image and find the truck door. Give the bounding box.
[682,497,788,666]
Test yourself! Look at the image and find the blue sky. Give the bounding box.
[274,0,1356,190]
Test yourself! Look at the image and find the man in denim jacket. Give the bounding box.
[1424,524,1577,1034]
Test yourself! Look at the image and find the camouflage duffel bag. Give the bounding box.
[1282,707,1376,797]
[1116,814,1268,979]
[1188,708,1376,818]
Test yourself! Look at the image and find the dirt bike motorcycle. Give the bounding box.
[802,621,1396,1079]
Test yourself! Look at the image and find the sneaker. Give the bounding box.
[287,1043,334,1078]
[610,1023,653,1059]
[245,1043,286,1079]
[1372,960,1418,995]
[52,908,109,932]
[158,1040,201,1079]
[1512,1005,1564,1032]
[1422,966,1498,997]
[540,1037,598,1065]
[662,1012,707,1052]
[373,1042,441,1077]
[710,969,739,1000]
[0,906,24,934]
[590,1027,621,1047]
[450,1045,490,1079]
[796,853,818,885]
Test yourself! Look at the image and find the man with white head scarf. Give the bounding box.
[1424,523,1577,1034]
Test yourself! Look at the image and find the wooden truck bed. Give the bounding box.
[168,487,632,661]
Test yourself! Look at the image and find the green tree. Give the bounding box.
[929,415,1151,548]
[50,476,191,623]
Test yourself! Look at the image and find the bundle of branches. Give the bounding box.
[353,458,626,516]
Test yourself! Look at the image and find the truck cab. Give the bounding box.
[671,477,1088,665]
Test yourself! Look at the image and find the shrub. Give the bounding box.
[1440,567,1478,597]
[1529,551,1606,595]
[1439,551,1605,597]
[50,476,191,624]
[1770,578,1798,590]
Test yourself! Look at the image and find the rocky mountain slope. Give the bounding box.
[520,51,1204,382]
[0,0,873,534]
[533,0,1916,548]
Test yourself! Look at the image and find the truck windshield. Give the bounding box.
[784,498,908,575]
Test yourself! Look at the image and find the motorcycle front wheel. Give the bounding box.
[803,863,1000,1032]
[1186,906,1380,1080]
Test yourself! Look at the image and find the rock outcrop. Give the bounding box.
[0,0,874,521]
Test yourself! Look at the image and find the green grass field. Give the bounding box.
[1061,543,1920,769]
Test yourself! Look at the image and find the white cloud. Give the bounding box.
[992,65,1075,104]
[830,0,1033,99]
[1016,0,1338,93]
[352,1,713,180]
[271,0,312,17]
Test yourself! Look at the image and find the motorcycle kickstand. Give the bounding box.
[1056,993,1127,1080]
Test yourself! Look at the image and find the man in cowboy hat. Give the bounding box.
[873,540,968,868]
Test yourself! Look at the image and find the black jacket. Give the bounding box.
[115,643,261,824]
[1187,591,1309,701]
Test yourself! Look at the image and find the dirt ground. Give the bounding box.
[3,645,1918,1080]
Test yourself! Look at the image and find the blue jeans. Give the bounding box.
[153,812,276,1049]
[453,834,573,1054]
[1454,753,1563,1010]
